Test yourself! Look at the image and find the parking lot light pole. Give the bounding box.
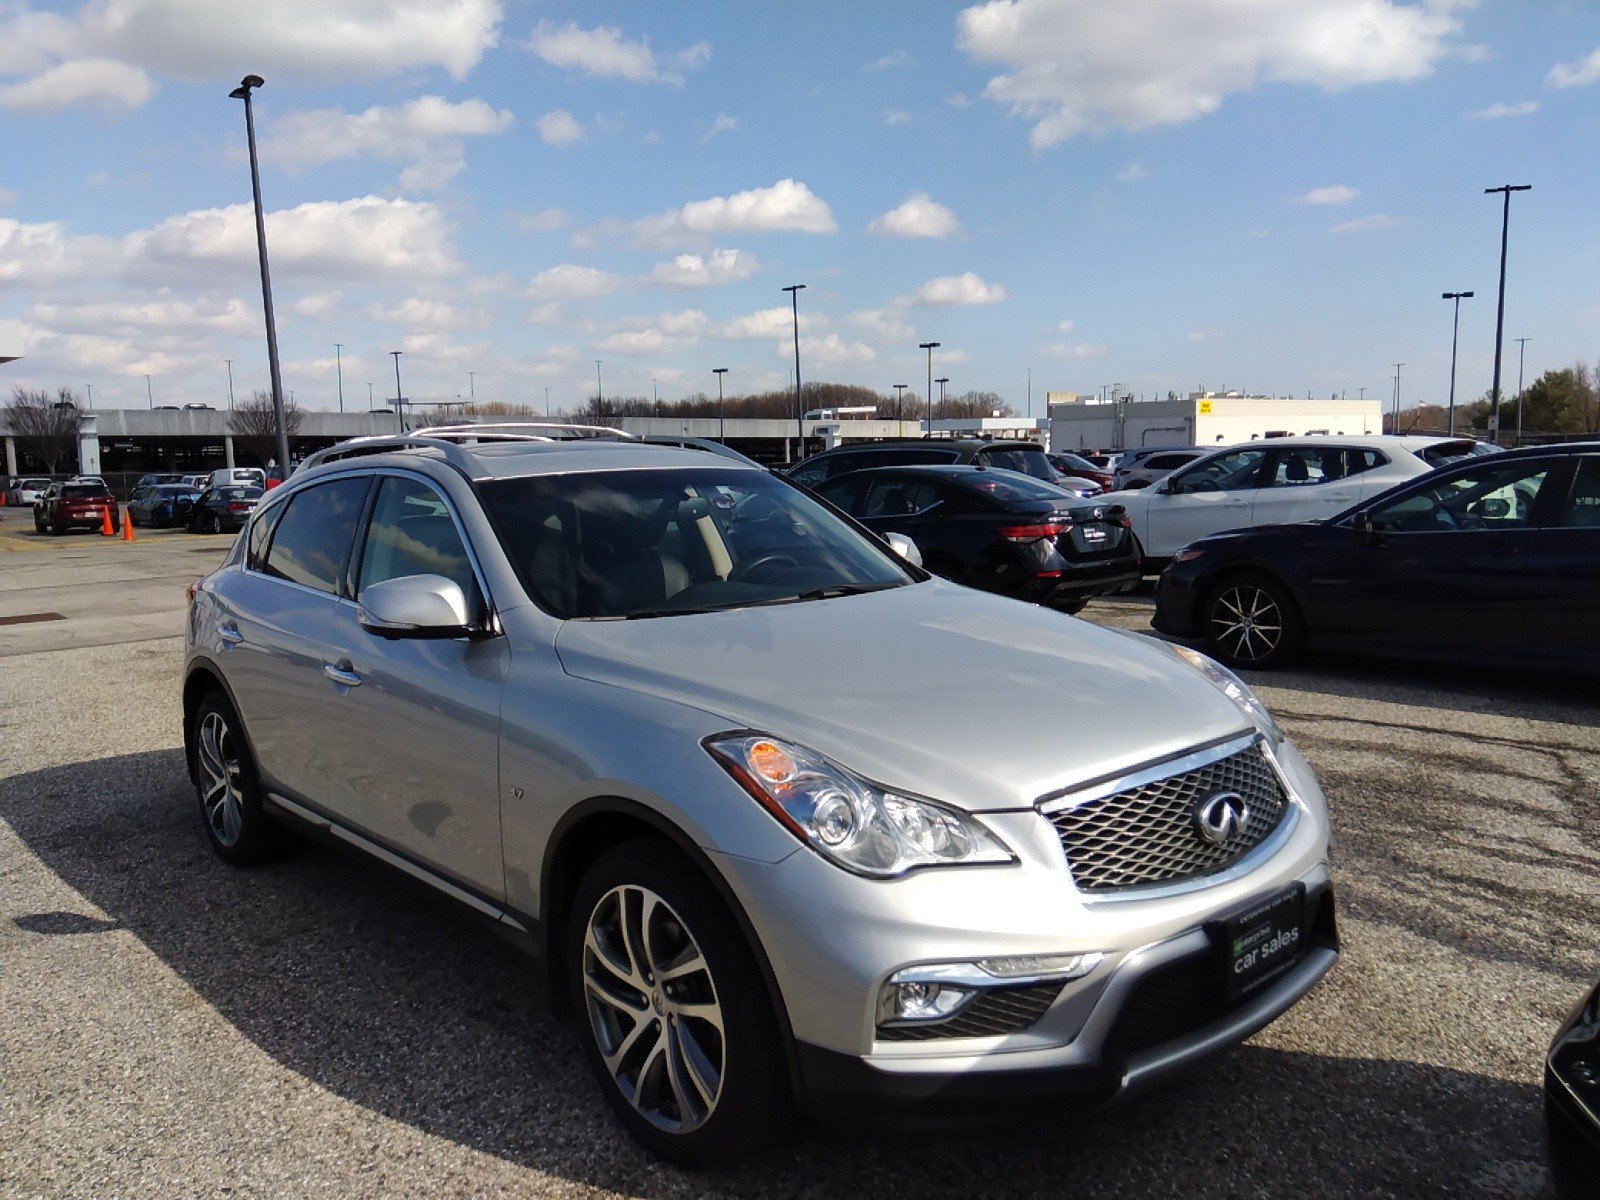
[713,367,728,443]
[333,344,344,413]
[230,74,291,474]
[390,350,404,434]
[783,284,805,457]
[1484,184,1531,445]
[919,342,939,436]
[146,374,153,409]
[893,383,907,436]
[1514,336,1531,443]
[936,376,950,417]
[1392,363,1404,434]
[1442,291,1473,437]
[595,360,603,408]
[225,359,235,411]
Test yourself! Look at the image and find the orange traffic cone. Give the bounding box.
[122,511,136,541]
[101,507,114,536]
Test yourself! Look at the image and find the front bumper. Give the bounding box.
[709,734,1336,1112]
[1024,562,1143,605]
[1151,563,1207,638]
[1546,976,1600,1199]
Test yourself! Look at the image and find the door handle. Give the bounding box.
[218,622,243,646]
[1225,499,1248,507]
[322,662,361,688]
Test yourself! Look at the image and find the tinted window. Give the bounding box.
[863,477,942,518]
[1168,449,1266,494]
[1147,453,1195,470]
[1369,459,1552,532]
[812,475,866,513]
[787,459,829,488]
[261,477,370,594]
[357,476,481,608]
[246,502,279,571]
[974,447,1054,481]
[959,469,1076,504]
[1561,459,1600,529]
[62,484,108,498]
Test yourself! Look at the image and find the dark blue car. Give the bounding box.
[127,483,201,528]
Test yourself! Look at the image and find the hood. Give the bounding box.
[554,580,1253,812]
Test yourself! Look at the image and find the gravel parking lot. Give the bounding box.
[3,507,1597,1199]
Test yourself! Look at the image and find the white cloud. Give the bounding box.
[717,306,823,340]
[1056,318,1075,333]
[957,0,1464,147]
[537,110,586,147]
[596,308,708,355]
[1297,184,1359,205]
[901,271,1008,307]
[1468,100,1537,120]
[527,20,708,86]
[1187,330,1207,343]
[1116,160,1148,183]
[1329,213,1400,234]
[262,96,512,192]
[26,293,255,337]
[631,179,837,247]
[0,186,18,208]
[366,296,466,329]
[0,0,501,94]
[848,307,914,343]
[884,108,911,126]
[783,333,876,368]
[0,58,153,110]
[291,290,342,318]
[946,91,974,108]
[866,49,911,71]
[867,193,962,239]
[1549,45,1600,89]
[510,208,568,234]
[701,113,739,144]
[526,264,625,301]
[1047,340,1107,360]
[645,247,760,288]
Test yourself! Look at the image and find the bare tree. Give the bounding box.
[227,390,303,466]
[4,386,85,473]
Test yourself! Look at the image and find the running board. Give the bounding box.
[265,791,529,934]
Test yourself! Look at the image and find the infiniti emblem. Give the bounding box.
[1195,790,1249,846]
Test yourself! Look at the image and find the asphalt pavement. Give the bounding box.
[2,523,1596,1198]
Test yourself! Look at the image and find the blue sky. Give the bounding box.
[1,0,1597,414]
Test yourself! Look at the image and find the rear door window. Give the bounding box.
[1561,459,1600,528]
[863,477,942,518]
[261,477,370,595]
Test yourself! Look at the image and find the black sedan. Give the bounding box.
[1152,442,1600,671]
[1548,975,1600,1200]
[186,485,263,534]
[813,463,1139,612]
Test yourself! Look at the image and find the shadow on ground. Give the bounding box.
[0,749,1555,1200]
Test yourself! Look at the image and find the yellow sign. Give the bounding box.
[1198,400,1213,415]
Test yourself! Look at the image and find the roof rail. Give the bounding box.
[419,421,635,441]
[296,434,482,476]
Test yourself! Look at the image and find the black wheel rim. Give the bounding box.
[1210,584,1283,663]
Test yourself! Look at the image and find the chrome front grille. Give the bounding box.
[1046,739,1290,894]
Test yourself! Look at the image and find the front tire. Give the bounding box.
[568,840,786,1166]
[190,691,285,865]
[1202,572,1304,669]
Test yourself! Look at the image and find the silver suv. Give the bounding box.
[182,424,1337,1165]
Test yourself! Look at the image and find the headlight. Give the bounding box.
[1172,546,1206,563]
[706,734,1015,878]
[1165,643,1285,742]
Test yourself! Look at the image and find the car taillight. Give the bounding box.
[186,579,200,605]
[999,523,1066,543]
[227,502,249,513]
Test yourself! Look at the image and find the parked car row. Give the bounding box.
[21,476,263,536]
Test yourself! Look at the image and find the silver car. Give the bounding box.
[182,425,1337,1165]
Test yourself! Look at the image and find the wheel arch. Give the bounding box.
[539,796,803,1099]
[181,659,251,785]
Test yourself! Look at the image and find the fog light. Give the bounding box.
[881,980,973,1024]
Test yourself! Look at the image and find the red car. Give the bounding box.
[1048,452,1117,492]
[34,480,120,535]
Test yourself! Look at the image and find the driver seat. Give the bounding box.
[582,507,691,616]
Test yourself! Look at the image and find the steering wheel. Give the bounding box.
[732,553,798,582]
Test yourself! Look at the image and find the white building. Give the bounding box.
[1049,391,1382,453]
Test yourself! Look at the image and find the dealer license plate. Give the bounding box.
[1213,884,1306,999]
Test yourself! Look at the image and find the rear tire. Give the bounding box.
[567,839,787,1167]
[1202,572,1304,670]
[1057,598,1089,615]
[190,691,286,866]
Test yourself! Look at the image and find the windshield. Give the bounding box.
[1053,452,1100,473]
[974,446,1055,481]
[959,468,1084,504]
[62,484,108,498]
[481,467,915,619]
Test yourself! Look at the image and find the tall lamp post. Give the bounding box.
[1392,363,1405,434]
[1514,336,1531,443]
[225,359,235,411]
[783,284,805,458]
[467,371,475,402]
[146,373,154,409]
[1484,184,1531,444]
[229,74,290,473]
[935,376,950,418]
[1442,291,1473,436]
[893,384,908,436]
[712,367,729,443]
[333,343,344,413]
[595,360,603,409]
[918,342,940,436]
[544,386,551,418]
[390,350,404,434]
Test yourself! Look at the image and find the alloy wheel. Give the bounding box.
[196,710,245,847]
[582,884,725,1134]
[1210,584,1283,664]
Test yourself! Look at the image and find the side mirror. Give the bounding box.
[885,532,923,568]
[359,574,477,639]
